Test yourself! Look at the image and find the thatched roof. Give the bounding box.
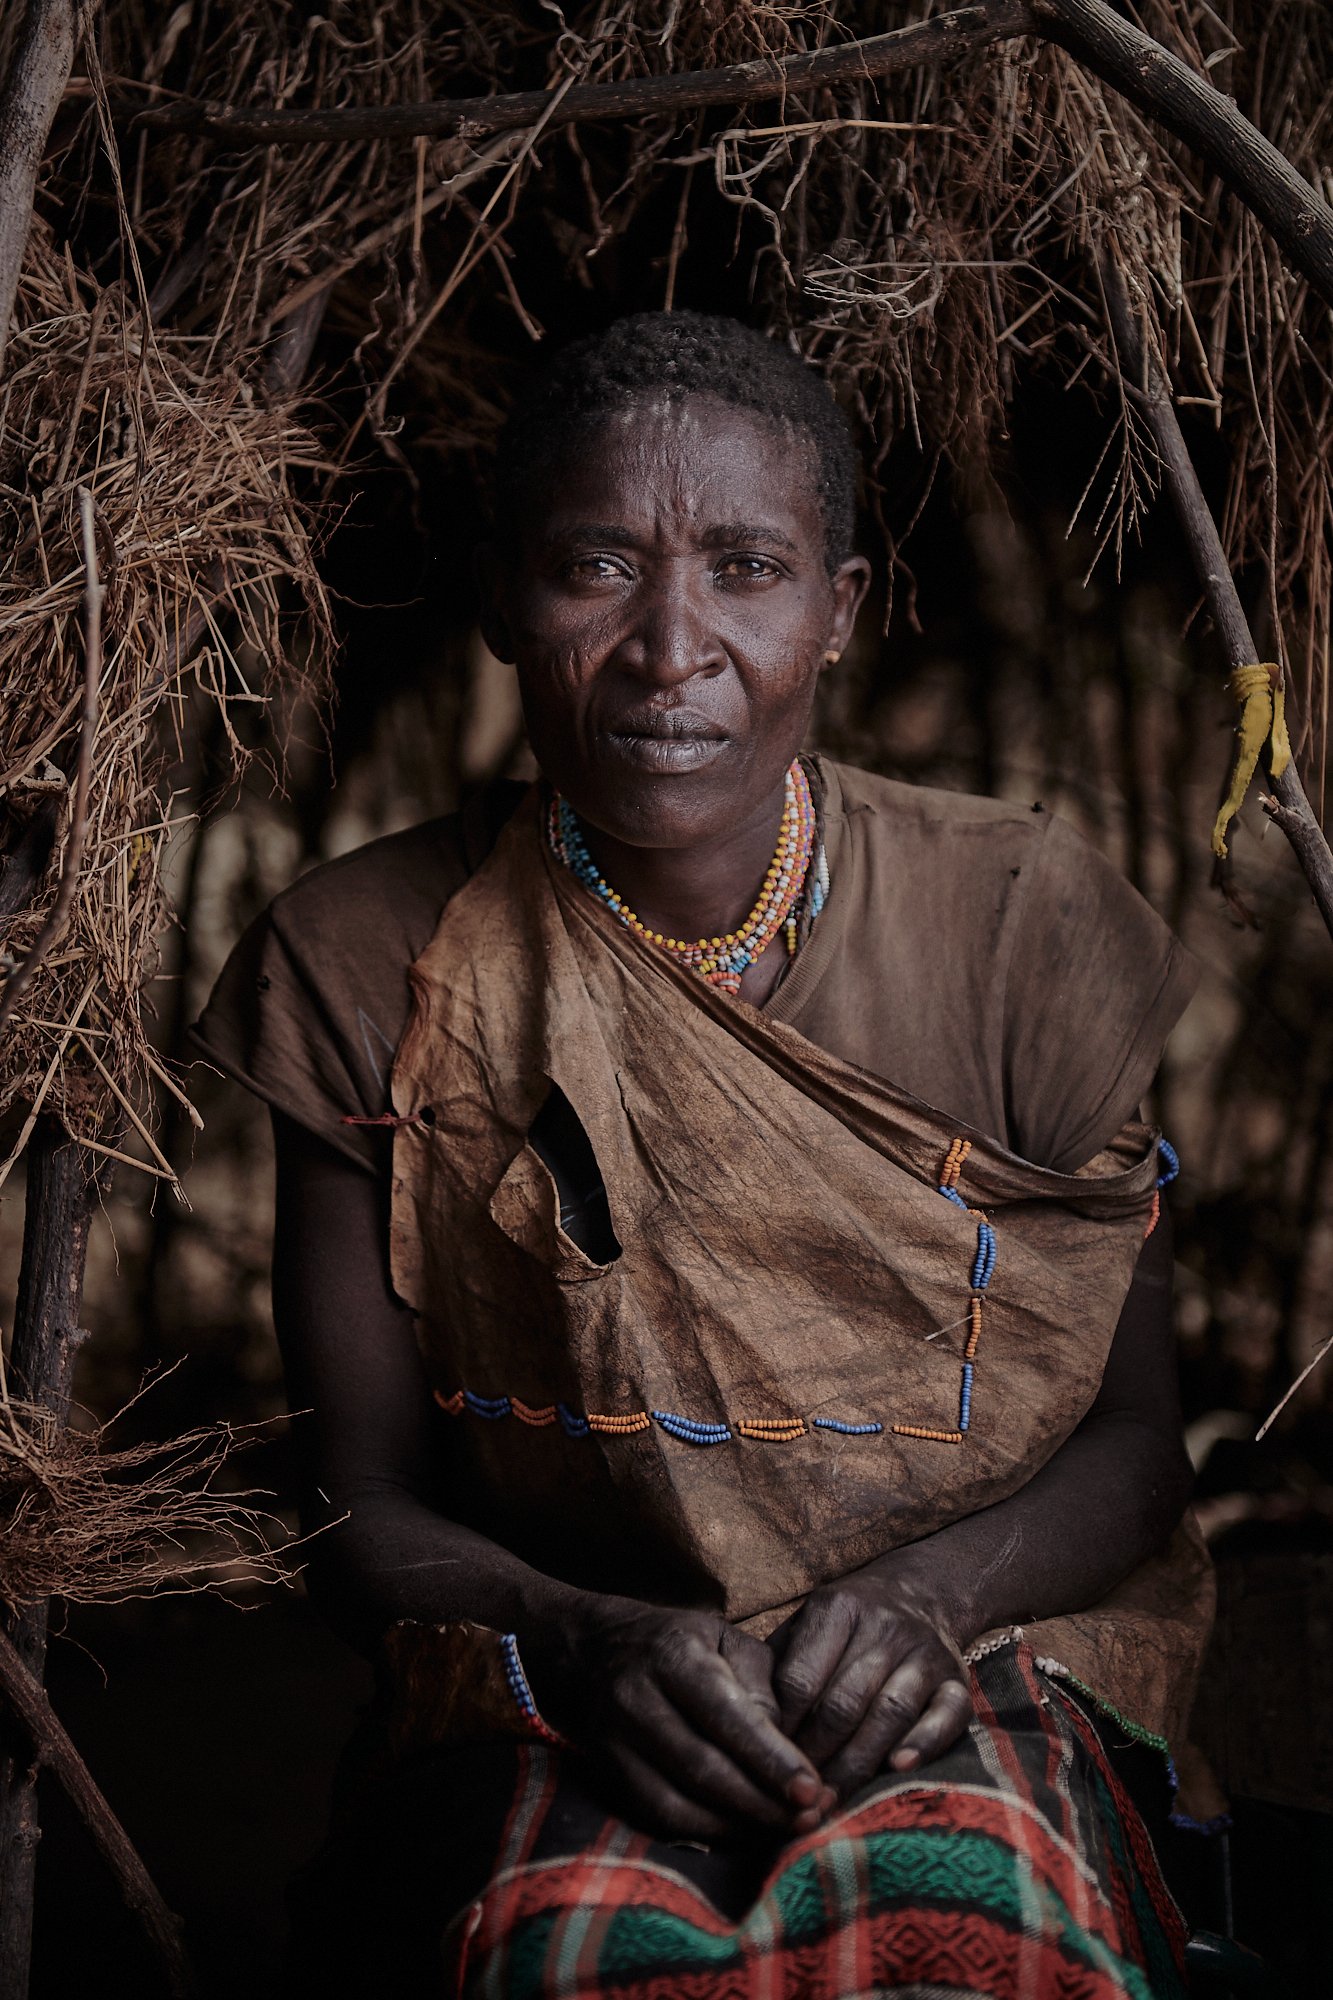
[2,0,1332,1154]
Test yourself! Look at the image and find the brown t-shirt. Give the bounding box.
[191,760,1198,1176]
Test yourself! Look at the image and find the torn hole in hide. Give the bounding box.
[526,1080,621,1266]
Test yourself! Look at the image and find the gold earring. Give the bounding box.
[824,649,841,665]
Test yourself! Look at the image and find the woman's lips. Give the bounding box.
[600,728,728,773]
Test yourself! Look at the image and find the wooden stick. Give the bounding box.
[0,1625,195,1998]
[0,487,103,1041]
[0,1118,98,1994]
[130,3,1036,142]
[0,0,79,375]
[1101,255,1333,941]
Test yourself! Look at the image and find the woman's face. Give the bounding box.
[482,394,870,851]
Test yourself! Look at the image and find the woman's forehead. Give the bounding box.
[526,394,823,543]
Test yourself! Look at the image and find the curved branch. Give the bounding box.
[1034,0,1333,310]
[0,0,79,374]
[131,3,1036,142]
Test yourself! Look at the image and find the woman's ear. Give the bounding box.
[824,554,872,664]
[474,542,516,664]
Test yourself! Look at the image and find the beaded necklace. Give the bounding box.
[547,757,820,996]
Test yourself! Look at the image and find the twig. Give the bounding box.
[71,1132,178,1179]
[0,973,97,1198]
[0,1623,195,1998]
[1254,1328,1333,1441]
[366,71,581,438]
[0,487,103,1041]
[73,1033,188,1201]
[1101,255,1333,940]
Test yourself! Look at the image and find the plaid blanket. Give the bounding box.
[445,1643,1186,2000]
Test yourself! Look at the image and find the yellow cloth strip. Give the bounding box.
[1211,663,1292,858]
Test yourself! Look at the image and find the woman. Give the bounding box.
[196,312,1210,1997]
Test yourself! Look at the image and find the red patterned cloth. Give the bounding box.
[443,1643,1186,1999]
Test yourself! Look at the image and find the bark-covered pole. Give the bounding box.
[1102,256,1333,942]
[0,496,120,1996]
[0,0,79,376]
[0,1120,99,1998]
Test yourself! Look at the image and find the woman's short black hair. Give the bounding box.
[494,311,857,571]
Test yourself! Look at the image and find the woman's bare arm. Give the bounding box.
[270,1108,832,1841]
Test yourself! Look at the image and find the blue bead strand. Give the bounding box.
[499,1632,563,1745]
[500,1633,539,1720]
[464,1390,512,1419]
[813,1417,884,1436]
[652,1410,733,1445]
[556,1403,590,1438]
[1156,1139,1179,1188]
[970,1220,997,1291]
[938,1184,971,1210]
[958,1361,975,1432]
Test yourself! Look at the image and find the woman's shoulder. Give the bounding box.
[264,815,463,957]
[191,780,529,1169]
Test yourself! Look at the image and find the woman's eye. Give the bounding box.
[716,555,781,580]
[564,555,628,582]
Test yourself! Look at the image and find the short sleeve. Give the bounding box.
[191,899,391,1170]
[1002,813,1199,1173]
[189,813,484,1172]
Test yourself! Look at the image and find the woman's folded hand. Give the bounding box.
[530,1594,837,1845]
[767,1569,973,1802]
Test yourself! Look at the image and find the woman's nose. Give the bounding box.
[617,578,726,686]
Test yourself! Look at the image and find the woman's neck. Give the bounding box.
[576,780,790,946]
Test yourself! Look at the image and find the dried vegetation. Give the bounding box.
[0,1362,295,1609]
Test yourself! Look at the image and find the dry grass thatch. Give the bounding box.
[0,212,335,1180]
[72,3,1333,667]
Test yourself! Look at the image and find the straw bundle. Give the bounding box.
[0,215,334,1180]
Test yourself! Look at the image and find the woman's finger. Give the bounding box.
[607,1739,736,1846]
[659,1638,826,1810]
[719,1631,838,1828]
[887,1676,974,1772]
[769,1595,858,1737]
[818,1652,946,1798]
[719,1627,782,1724]
[797,1638,931,1778]
[622,1681,808,1832]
